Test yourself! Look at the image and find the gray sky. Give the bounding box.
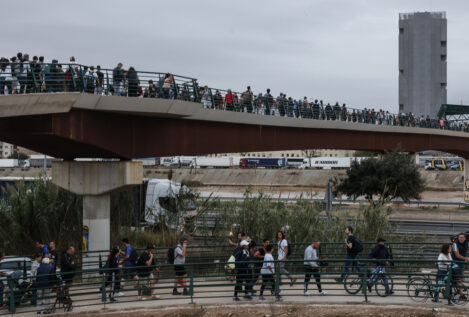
[3,0,469,112]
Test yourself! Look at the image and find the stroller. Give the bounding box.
[5,271,33,308]
[224,255,236,282]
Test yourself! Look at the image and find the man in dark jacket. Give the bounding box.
[61,246,76,301]
[36,258,53,314]
[367,238,392,294]
[234,240,252,301]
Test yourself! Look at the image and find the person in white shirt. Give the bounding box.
[259,244,280,301]
[276,231,296,287]
[304,240,326,296]
[434,244,452,302]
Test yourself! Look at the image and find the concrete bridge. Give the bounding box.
[1,93,469,159]
[2,92,469,260]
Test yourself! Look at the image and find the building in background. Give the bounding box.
[0,142,14,158]
[399,11,447,117]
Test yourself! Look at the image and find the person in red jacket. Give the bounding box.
[225,89,235,111]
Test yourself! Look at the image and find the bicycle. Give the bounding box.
[344,265,394,297]
[406,264,468,306]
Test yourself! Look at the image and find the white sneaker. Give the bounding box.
[304,291,311,296]
[117,292,124,297]
[319,291,328,295]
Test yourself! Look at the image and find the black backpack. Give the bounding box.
[129,247,138,265]
[353,237,364,253]
[287,244,293,257]
[168,247,175,264]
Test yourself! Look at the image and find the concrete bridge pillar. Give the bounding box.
[51,161,142,267]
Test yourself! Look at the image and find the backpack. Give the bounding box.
[167,247,176,264]
[353,237,364,253]
[129,247,138,265]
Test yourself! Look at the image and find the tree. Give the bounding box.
[333,152,425,204]
[8,151,29,160]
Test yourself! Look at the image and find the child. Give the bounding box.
[259,244,280,301]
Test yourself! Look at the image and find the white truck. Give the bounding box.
[144,179,197,227]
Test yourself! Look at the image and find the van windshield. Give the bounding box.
[159,197,196,212]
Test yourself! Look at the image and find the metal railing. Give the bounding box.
[2,256,467,314]
[0,61,467,133]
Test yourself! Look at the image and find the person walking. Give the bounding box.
[112,63,124,96]
[276,231,296,287]
[451,233,468,299]
[107,247,121,302]
[367,238,392,295]
[234,240,252,301]
[252,239,270,288]
[336,226,363,282]
[433,244,452,302]
[259,244,281,301]
[173,238,189,296]
[136,245,160,300]
[60,246,76,303]
[304,240,326,296]
[36,257,53,314]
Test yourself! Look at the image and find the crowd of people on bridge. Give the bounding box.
[0,227,468,313]
[1,53,466,133]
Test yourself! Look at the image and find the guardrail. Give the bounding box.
[200,196,469,209]
[2,258,467,314]
[0,61,467,133]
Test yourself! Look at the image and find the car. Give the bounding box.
[0,256,32,282]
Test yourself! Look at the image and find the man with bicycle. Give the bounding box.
[368,238,393,295]
[452,233,469,300]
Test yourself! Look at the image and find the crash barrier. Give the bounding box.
[1,258,467,315]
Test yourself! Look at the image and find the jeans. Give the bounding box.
[304,266,322,292]
[234,270,250,297]
[278,261,293,284]
[260,274,275,296]
[113,82,122,96]
[340,254,362,279]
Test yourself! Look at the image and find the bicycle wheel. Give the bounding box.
[375,275,393,297]
[450,285,469,306]
[406,277,431,302]
[344,272,362,295]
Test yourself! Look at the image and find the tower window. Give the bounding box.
[441,41,447,47]
[441,83,447,87]
[399,104,404,111]
[441,55,446,62]
[399,28,404,34]
[399,69,404,74]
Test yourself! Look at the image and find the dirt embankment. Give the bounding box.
[62,303,465,317]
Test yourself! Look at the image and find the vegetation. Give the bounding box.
[0,178,398,255]
[333,152,425,204]
[8,151,29,160]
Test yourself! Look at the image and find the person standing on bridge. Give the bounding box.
[112,63,124,96]
[336,226,363,282]
[276,231,296,287]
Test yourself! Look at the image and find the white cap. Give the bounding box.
[42,258,50,264]
[240,240,249,247]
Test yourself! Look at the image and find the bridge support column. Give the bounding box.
[51,161,142,268]
[465,159,469,202]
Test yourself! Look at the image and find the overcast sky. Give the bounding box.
[3,0,469,112]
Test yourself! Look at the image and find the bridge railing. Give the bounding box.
[1,61,467,132]
[2,256,467,314]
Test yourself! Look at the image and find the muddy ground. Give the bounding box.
[60,303,467,317]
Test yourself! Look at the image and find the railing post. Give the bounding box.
[189,269,194,304]
[101,272,107,306]
[275,261,280,298]
[445,264,452,305]
[362,262,368,302]
[8,279,16,313]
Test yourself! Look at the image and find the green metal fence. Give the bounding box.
[2,241,466,314]
[2,257,467,315]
